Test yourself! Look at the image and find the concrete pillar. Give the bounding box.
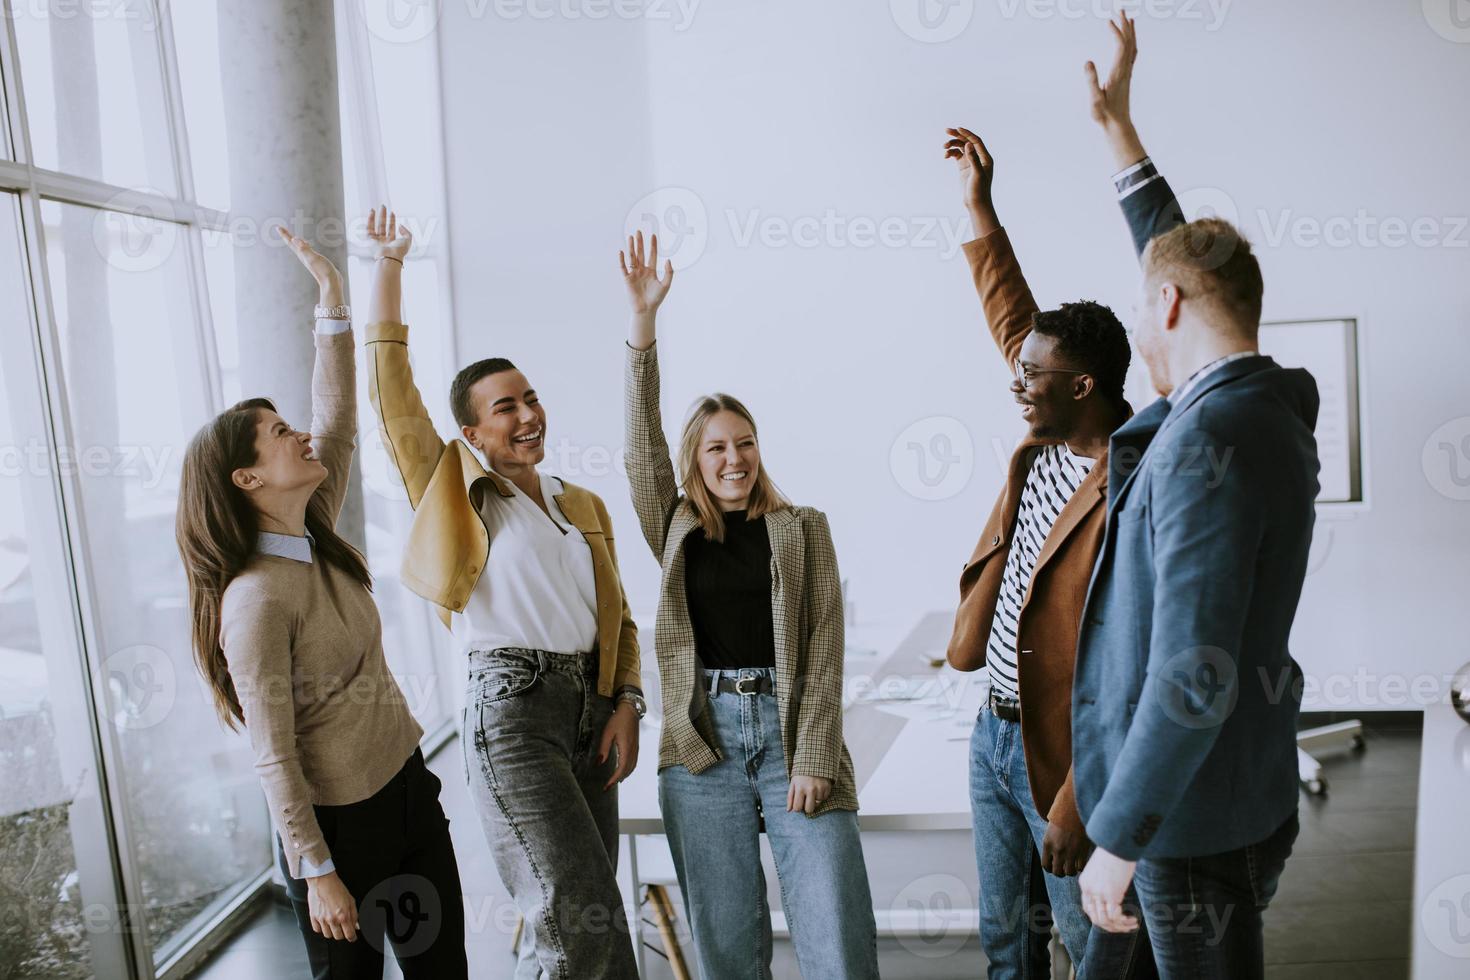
[217,0,365,549]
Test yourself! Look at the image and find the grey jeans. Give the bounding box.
[463,647,638,980]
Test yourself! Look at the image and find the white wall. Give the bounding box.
[439,0,1470,712]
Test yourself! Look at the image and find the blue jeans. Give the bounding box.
[1131,810,1298,980]
[658,667,879,980]
[971,703,1153,979]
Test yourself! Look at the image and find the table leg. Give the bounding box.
[619,831,646,977]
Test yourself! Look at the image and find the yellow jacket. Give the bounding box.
[364,321,640,697]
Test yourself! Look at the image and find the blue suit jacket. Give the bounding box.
[1071,167,1322,859]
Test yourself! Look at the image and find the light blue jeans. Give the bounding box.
[658,667,879,980]
[970,702,1153,980]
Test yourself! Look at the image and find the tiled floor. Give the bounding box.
[190,722,1419,979]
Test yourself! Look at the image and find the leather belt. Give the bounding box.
[989,689,1021,722]
[710,673,774,696]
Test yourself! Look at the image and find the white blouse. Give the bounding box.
[456,471,600,656]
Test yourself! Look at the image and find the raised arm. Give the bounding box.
[621,229,681,559]
[277,227,355,524]
[1086,14,1184,258]
[361,207,446,510]
[942,128,1039,368]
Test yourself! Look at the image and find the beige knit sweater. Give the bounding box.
[220,328,423,877]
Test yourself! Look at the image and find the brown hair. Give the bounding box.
[1144,217,1264,334]
[175,398,372,728]
[676,393,790,543]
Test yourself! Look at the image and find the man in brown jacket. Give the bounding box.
[942,111,1148,977]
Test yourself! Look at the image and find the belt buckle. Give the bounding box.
[734,675,760,696]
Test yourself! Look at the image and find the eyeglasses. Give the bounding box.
[1012,359,1087,390]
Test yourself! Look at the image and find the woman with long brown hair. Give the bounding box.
[176,227,466,979]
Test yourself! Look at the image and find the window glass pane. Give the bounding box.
[12,1,177,193]
[41,199,269,965]
[0,195,101,980]
[166,0,231,211]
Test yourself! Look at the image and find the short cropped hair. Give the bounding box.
[449,358,518,428]
[1144,218,1263,333]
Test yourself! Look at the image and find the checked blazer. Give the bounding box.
[624,342,858,815]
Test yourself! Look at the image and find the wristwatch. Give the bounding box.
[615,689,647,720]
[313,304,351,320]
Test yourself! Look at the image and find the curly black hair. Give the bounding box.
[1029,301,1131,404]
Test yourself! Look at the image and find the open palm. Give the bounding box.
[619,229,673,315]
[276,226,339,286]
[1086,12,1138,128]
[366,205,413,261]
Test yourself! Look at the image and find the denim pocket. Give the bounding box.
[471,655,539,705]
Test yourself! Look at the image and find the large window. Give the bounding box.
[0,1,460,976]
[0,192,112,980]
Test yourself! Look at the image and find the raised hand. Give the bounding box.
[277,225,344,310]
[620,229,674,316]
[276,226,340,288]
[1085,14,1147,171]
[366,205,413,262]
[944,127,999,239]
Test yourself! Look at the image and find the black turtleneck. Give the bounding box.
[682,509,776,669]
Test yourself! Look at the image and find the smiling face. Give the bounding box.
[696,409,761,511]
[233,409,327,495]
[1012,332,1088,440]
[460,368,547,474]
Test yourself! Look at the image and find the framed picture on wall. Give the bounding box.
[1257,318,1364,504]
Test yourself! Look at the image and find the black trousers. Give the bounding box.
[278,748,468,979]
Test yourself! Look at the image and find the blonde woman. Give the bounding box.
[619,230,879,979]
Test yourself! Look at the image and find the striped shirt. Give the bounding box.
[985,444,1095,701]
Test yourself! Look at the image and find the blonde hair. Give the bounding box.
[677,393,790,543]
[1144,217,1263,335]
